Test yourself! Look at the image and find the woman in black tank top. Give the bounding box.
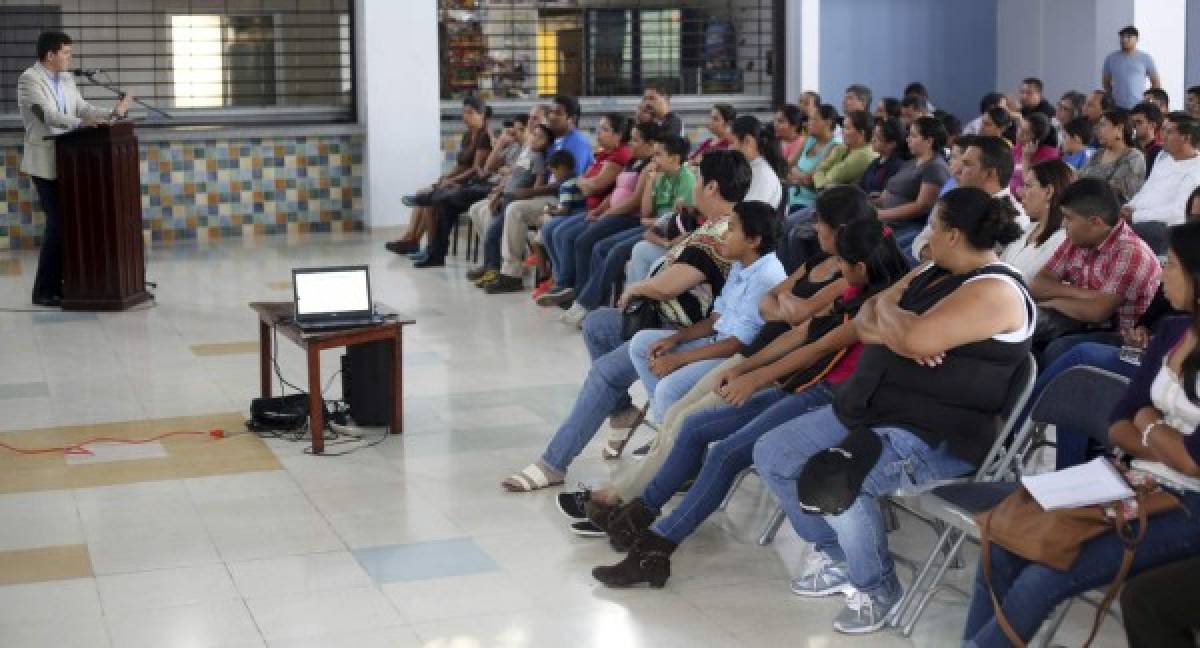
[753,187,1032,635]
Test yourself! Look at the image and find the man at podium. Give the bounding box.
[16,31,132,307]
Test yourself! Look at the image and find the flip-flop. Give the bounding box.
[502,463,564,492]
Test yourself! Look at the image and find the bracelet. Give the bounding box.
[1141,419,1167,447]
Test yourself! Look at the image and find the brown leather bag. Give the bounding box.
[977,480,1180,647]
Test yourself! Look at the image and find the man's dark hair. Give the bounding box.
[1022,77,1044,93]
[1118,25,1139,38]
[545,150,576,175]
[904,82,929,99]
[879,97,902,119]
[1064,116,1093,145]
[713,102,737,124]
[553,95,581,123]
[733,201,780,255]
[644,83,671,99]
[971,135,1016,187]
[1059,177,1122,226]
[954,134,979,152]
[634,120,663,142]
[913,116,949,153]
[512,114,529,128]
[1131,101,1164,127]
[900,95,928,113]
[36,31,72,60]
[846,110,874,141]
[979,92,1006,115]
[845,84,872,109]
[1144,87,1169,108]
[939,112,962,139]
[1190,86,1200,100]
[697,149,753,204]
[1093,90,1116,113]
[657,133,691,161]
[1166,111,1200,147]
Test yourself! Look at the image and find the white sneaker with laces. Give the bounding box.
[832,584,903,634]
[560,303,588,328]
[790,551,854,597]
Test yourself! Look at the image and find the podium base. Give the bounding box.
[62,290,152,312]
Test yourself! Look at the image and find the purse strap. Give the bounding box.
[981,492,1151,648]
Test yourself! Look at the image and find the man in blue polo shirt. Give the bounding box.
[488,95,593,294]
[1103,26,1161,109]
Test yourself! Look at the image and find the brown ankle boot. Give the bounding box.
[592,530,676,588]
[606,498,657,553]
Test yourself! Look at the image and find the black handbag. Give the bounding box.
[621,297,664,341]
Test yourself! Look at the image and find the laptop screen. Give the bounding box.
[293,266,371,320]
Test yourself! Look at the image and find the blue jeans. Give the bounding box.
[543,212,587,287]
[963,492,1200,648]
[645,384,835,544]
[540,308,635,473]
[576,227,644,310]
[574,216,640,291]
[482,211,505,269]
[1013,342,1137,470]
[627,241,667,283]
[628,329,725,424]
[1039,330,1123,369]
[754,405,975,596]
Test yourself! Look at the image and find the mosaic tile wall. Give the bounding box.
[0,134,364,250]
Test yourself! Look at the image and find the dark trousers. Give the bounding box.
[575,227,643,310]
[428,182,493,262]
[572,216,640,292]
[31,176,62,301]
[1121,554,1200,648]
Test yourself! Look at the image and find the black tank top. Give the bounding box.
[832,263,1034,467]
[742,253,840,357]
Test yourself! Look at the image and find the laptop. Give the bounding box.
[291,265,381,331]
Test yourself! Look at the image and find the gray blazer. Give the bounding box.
[16,63,110,180]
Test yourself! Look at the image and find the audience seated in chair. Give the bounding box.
[499,149,752,492]
[487,95,593,295]
[754,187,1034,635]
[812,110,878,193]
[556,186,876,525]
[1121,111,1200,254]
[859,117,910,197]
[963,221,1200,648]
[1010,112,1060,196]
[787,104,840,211]
[1060,116,1096,170]
[1130,101,1164,176]
[774,104,807,165]
[625,133,696,284]
[1029,177,1161,366]
[1078,108,1146,201]
[590,217,910,588]
[999,159,1072,279]
[689,103,735,164]
[874,116,951,261]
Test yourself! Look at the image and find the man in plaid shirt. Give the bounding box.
[1030,177,1161,365]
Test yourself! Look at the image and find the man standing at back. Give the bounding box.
[18,31,131,307]
[1102,26,1161,110]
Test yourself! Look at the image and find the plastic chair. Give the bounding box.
[890,364,1130,640]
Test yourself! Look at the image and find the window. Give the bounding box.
[439,0,780,102]
[0,0,354,128]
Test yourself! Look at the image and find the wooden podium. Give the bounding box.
[52,122,150,311]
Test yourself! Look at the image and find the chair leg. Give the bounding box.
[466,220,475,262]
[758,506,787,546]
[899,531,969,636]
[720,467,753,511]
[882,499,901,532]
[451,217,460,256]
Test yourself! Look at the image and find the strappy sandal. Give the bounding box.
[502,463,564,492]
[602,406,648,460]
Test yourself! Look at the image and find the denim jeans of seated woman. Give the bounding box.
[482,212,506,270]
[576,228,644,311]
[1010,342,1137,471]
[629,328,727,424]
[753,405,975,597]
[962,491,1200,648]
[540,308,637,472]
[642,383,835,545]
[542,211,587,286]
[573,216,641,291]
[627,240,668,284]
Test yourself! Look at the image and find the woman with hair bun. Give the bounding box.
[754,186,1035,635]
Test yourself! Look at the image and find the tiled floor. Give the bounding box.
[0,231,1128,647]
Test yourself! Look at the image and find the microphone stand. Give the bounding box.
[80,71,173,120]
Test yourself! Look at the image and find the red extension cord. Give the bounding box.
[0,429,226,456]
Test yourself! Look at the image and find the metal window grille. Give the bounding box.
[439,0,780,102]
[0,0,354,128]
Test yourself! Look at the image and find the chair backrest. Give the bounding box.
[974,353,1037,481]
[1028,365,1131,444]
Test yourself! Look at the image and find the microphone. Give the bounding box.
[71,68,101,78]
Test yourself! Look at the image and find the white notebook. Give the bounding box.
[1021,457,1134,510]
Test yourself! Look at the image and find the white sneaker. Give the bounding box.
[560,303,588,329]
[832,584,903,634]
[790,551,854,597]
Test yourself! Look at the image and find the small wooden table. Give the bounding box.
[250,302,415,454]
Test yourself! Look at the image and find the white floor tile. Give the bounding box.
[106,597,264,648]
[0,579,102,625]
[245,586,405,642]
[228,551,374,600]
[97,564,240,615]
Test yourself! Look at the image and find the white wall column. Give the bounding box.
[784,0,819,102]
[1133,0,1187,109]
[356,0,441,228]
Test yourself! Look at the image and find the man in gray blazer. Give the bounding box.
[17,31,131,306]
